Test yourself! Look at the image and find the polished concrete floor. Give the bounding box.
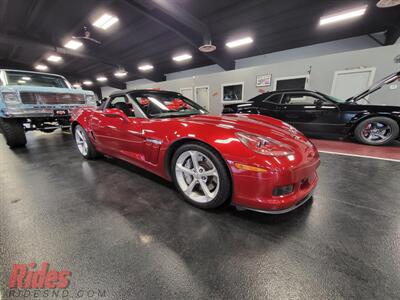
[1,131,400,299]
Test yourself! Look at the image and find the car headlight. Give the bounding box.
[2,92,21,106]
[85,95,96,106]
[235,132,294,156]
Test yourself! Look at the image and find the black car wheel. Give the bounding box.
[0,118,27,148]
[354,117,399,146]
[171,143,231,209]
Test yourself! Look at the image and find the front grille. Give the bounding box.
[20,92,85,105]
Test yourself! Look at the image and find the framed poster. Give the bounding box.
[256,74,272,87]
[221,82,244,103]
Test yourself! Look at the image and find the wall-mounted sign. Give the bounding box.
[256,74,272,87]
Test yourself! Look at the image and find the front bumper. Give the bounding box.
[229,156,320,213]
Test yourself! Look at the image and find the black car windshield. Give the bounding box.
[5,71,69,88]
[130,93,208,118]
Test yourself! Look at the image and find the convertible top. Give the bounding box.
[109,89,181,97]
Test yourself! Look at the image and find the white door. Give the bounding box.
[180,87,194,100]
[331,68,376,100]
[195,86,210,110]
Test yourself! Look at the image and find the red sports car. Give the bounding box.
[71,90,320,213]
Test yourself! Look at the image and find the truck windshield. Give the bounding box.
[5,71,69,88]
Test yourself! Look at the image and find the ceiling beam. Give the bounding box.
[123,0,235,71]
[0,0,9,31]
[0,32,165,83]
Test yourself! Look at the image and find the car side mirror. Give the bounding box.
[104,108,129,121]
[315,99,324,107]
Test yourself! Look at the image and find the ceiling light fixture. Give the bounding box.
[172,54,192,62]
[114,69,128,77]
[93,13,119,30]
[319,5,368,26]
[226,37,254,48]
[35,64,48,71]
[96,76,108,82]
[22,77,31,81]
[73,83,82,89]
[138,64,154,71]
[47,55,62,63]
[64,39,83,50]
[18,80,26,84]
[83,80,93,86]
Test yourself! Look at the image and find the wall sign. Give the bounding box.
[256,74,272,87]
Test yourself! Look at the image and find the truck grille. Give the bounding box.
[20,92,86,105]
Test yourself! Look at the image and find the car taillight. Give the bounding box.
[235,132,294,156]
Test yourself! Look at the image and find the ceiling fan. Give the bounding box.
[72,26,101,44]
[377,0,400,8]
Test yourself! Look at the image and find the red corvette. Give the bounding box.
[71,90,320,213]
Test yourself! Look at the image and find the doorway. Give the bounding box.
[331,68,376,100]
[195,86,210,110]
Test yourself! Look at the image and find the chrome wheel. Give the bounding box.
[175,150,220,203]
[362,122,393,143]
[75,126,88,156]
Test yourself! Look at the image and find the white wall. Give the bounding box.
[102,36,400,114]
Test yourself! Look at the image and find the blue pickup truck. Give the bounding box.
[0,69,96,148]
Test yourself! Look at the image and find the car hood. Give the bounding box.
[3,85,94,95]
[181,114,306,143]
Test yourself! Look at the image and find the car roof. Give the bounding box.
[0,69,66,78]
[109,89,181,97]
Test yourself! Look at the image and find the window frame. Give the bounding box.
[273,75,309,91]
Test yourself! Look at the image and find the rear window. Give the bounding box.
[5,71,69,88]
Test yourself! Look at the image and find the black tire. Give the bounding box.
[354,117,399,146]
[171,142,231,209]
[0,118,27,148]
[73,125,100,159]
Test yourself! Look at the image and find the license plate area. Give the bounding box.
[54,109,69,116]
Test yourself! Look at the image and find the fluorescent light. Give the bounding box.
[93,13,119,30]
[73,83,82,88]
[35,64,48,71]
[18,80,26,84]
[83,80,93,86]
[114,70,127,77]
[64,39,83,50]
[96,76,108,82]
[226,37,254,48]
[47,55,62,63]
[138,64,154,71]
[172,54,192,62]
[22,77,31,81]
[319,6,368,26]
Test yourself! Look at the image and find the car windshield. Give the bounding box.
[5,71,69,88]
[326,94,346,103]
[130,93,208,118]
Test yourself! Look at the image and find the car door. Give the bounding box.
[90,95,145,158]
[277,92,343,135]
[257,93,283,119]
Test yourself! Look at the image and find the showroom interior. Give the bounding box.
[0,0,400,299]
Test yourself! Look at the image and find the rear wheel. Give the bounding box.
[354,117,399,146]
[0,118,27,148]
[73,125,100,159]
[171,143,231,209]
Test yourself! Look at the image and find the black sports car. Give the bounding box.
[223,71,400,146]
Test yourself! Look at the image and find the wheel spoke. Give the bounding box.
[76,130,84,141]
[184,179,197,194]
[176,163,194,175]
[190,151,200,171]
[202,168,218,177]
[199,180,213,199]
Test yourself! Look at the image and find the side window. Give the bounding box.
[263,93,282,104]
[281,93,326,105]
[109,96,128,107]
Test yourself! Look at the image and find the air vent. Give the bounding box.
[377,0,400,8]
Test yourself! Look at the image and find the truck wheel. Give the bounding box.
[0,118,27,148]
[354,117,399,146]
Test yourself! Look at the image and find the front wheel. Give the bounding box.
[0,118,27,148]
[171,143,231,209]
[354,117,399,146]
[73,125,100,159]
